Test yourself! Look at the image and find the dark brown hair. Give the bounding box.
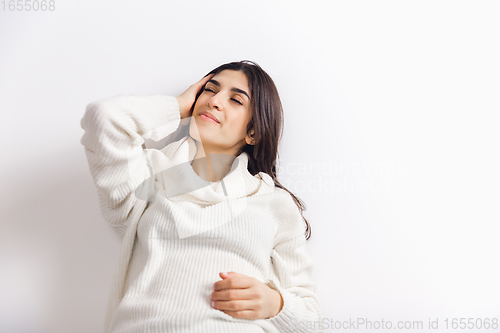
[188,60,311,241]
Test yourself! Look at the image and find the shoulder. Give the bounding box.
[270,185,299,209]
[265,185,305,234]
[251,173,298,206]
[253,172,275,190]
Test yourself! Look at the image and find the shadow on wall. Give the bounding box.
[0,144,121,333]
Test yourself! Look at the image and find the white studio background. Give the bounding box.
[1,1,499,332]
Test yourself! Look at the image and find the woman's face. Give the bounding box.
[189,69,255,155]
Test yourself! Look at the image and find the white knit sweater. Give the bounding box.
[80,93,323,333]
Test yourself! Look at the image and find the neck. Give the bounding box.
[191,140,238,182]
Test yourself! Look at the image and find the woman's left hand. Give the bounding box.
[211,272,284,320]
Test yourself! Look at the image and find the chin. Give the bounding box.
[189,120,216,144]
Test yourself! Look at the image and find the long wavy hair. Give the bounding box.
[178,60,312,241]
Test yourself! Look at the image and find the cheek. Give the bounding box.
[195,93,210,107]
[193,97,204,110]
[224,117,249,137]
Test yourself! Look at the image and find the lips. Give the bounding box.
[200,111,220,124]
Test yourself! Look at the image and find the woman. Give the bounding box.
[80,60,323,332]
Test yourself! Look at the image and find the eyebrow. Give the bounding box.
[207,79,250,100]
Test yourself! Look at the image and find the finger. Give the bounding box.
[220,271,242,278]
[212,299,257,312]
[213,275,253,291]
[202,73,215,83]
[195,73,215,88]
[211,288,255,301]
[199,74,213,89]
[178,73,215,110]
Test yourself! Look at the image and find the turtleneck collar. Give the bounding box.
[140,135,277,238]
[154,135,275,205]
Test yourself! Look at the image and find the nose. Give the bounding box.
[207,93,222,111]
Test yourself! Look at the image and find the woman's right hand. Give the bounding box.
[176,73,215,120]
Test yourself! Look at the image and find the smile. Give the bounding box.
[200,113,220,124]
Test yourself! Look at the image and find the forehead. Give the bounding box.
[211,70,249,90]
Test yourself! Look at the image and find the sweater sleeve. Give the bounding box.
[264,196,324,333]
[80,94,182,238]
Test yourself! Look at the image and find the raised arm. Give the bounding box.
[80,75,214,239]
[80,94,182,238]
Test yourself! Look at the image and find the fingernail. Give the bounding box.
[211,301,215,307]
[221,271,228,275]
[212,284,215,290]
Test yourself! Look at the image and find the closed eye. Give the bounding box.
[204,87,244,105]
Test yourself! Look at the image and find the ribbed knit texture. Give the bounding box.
[80,93,323,333]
